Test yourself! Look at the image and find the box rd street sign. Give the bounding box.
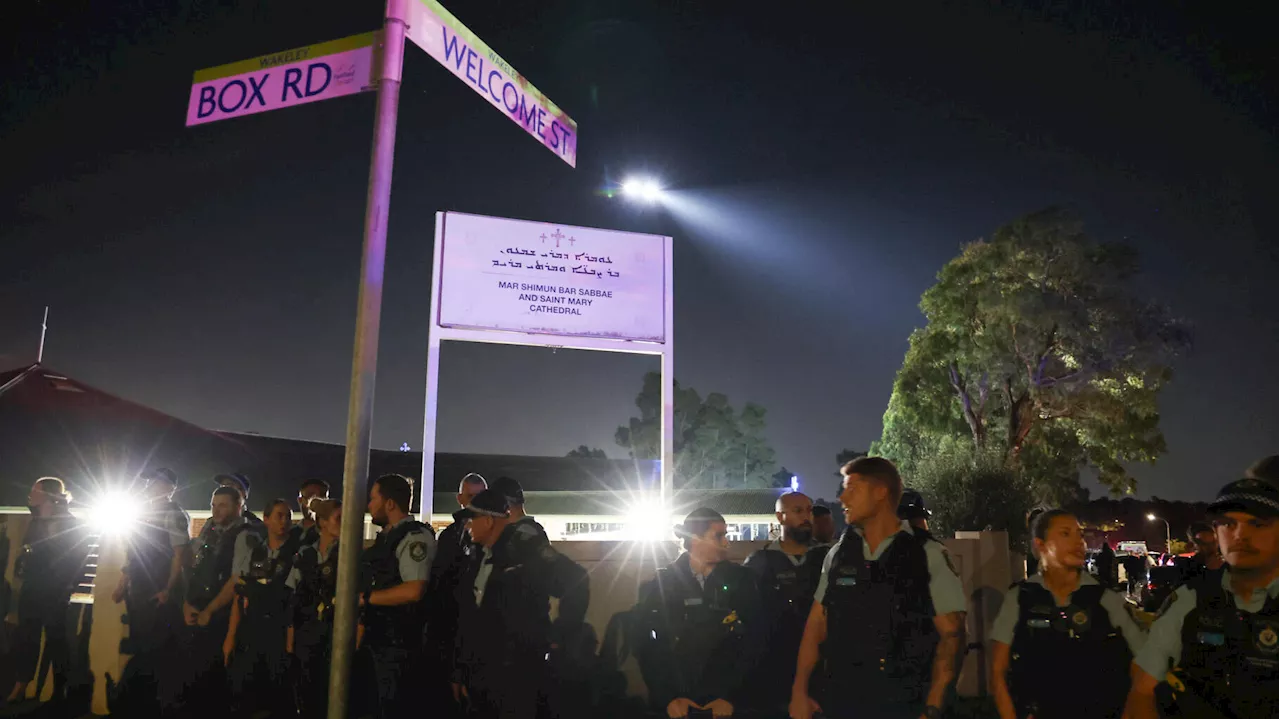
[403,0,578,167]
[186,32,379,126]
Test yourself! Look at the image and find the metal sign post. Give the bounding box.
[326,2,407,718]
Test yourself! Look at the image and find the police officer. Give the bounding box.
[991,509,1145,719]
[899,489,932,532]
[634,507,765,719]
[111,468,191,657]
[792,456,967,719]
[812,505,836,545]
[293,479,330,546]
[171,485,254,719]
[427,473,487,716]
[743,491,829,715]
[491,475,547,538]
[7,477,92,705]
[1123,465,1278,719]
[215,473,264,529]
[223,499,301,717]
[287,498,343,719]
[455,488,591,719]
[359,473,435,719]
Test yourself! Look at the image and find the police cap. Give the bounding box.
[457,488,511,519]
[898,488,932,521]
[1208,476,1278,519]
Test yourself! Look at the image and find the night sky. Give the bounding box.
[1,1,1274,502]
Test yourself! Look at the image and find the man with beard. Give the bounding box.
[1123,459,1278,719]
[743,492,830,715]
[359,474,435,719]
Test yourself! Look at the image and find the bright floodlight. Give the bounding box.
[790,475,800,492]
[1146,513,1157,521]
[92,490,142,536]
[625,497,671,541]
[620,177,664,204]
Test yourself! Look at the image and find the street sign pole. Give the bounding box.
[327,1,407,717]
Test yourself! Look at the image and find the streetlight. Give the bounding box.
[619,176,665,204]
[1146,513,1171,553]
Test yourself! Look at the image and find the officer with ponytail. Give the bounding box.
[7,477,91,705]
[634,507,765,718]
[990,508,1145,719]
[286,497,343,719]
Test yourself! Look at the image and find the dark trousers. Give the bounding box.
[162,616,229,719]
[363,641,420,719]
[293,620,332,719]
[467,652,542,719]
[12,607,69,700]
[124,587,174,656]
[228,617,292,717]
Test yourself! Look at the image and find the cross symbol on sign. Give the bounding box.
[550,229,565,247]
[539,233,547,243]
[568,236,577,246]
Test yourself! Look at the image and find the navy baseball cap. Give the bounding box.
[1208,477,1278,519]
[144,467,177,486]
[490,476,525,506]
[456,488,510,519]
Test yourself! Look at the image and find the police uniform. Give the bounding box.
[227,530,303,717]
[287,538,340,719]
[1133,475,1279,719]
[426,507,476,715]
[813,520,966,719]
[1136,568,1278,718]
[457,514,590,719]
[742,539,830,713]
[122,497,190,655]
[360,516,435,719]
[991,570,1145,718]
[634,551,766,714]
[13,508,92,702]
[169,516,256,718]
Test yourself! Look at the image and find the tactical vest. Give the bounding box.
[361,519,433,645]
[636,562,753,704]
[758,546,826,621]
[1173,571,1278,719]
[294,542,341,625]
[188,522,252,610]
[821,527,937,706]
[127,500,183,591]
[1008,581,1132,719]
[237,534,302,625]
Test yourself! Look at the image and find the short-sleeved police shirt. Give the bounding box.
[814,520,967,616]
[163,505,192,549]
[285,539,336,590]
[231,529,287,579]
[1135,569,1280,680]
[990,571,1146,655]
[387,517,434,583]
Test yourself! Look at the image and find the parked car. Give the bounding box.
[1143,566,1182,612]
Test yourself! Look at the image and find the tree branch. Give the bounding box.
[949,364,986,447]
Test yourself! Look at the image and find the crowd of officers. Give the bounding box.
[5,453,1276,719]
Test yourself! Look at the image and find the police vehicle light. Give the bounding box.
[91,490,142,536]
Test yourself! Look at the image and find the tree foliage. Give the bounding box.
[911,447,1037,549]
[566,445,608,459]
[615,371,779,489]
[875,208,1190,496]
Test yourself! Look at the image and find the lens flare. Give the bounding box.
[91,490,141,536]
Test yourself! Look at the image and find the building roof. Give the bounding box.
[0,363,261,508]
[0,364,767,518]
[430,488,784,518]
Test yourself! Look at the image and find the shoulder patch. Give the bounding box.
[940,547,960,577]
[408,541,429,563]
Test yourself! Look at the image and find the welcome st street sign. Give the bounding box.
[403,0,577,166]
[185,0,578,165]
[186,32,378,126]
